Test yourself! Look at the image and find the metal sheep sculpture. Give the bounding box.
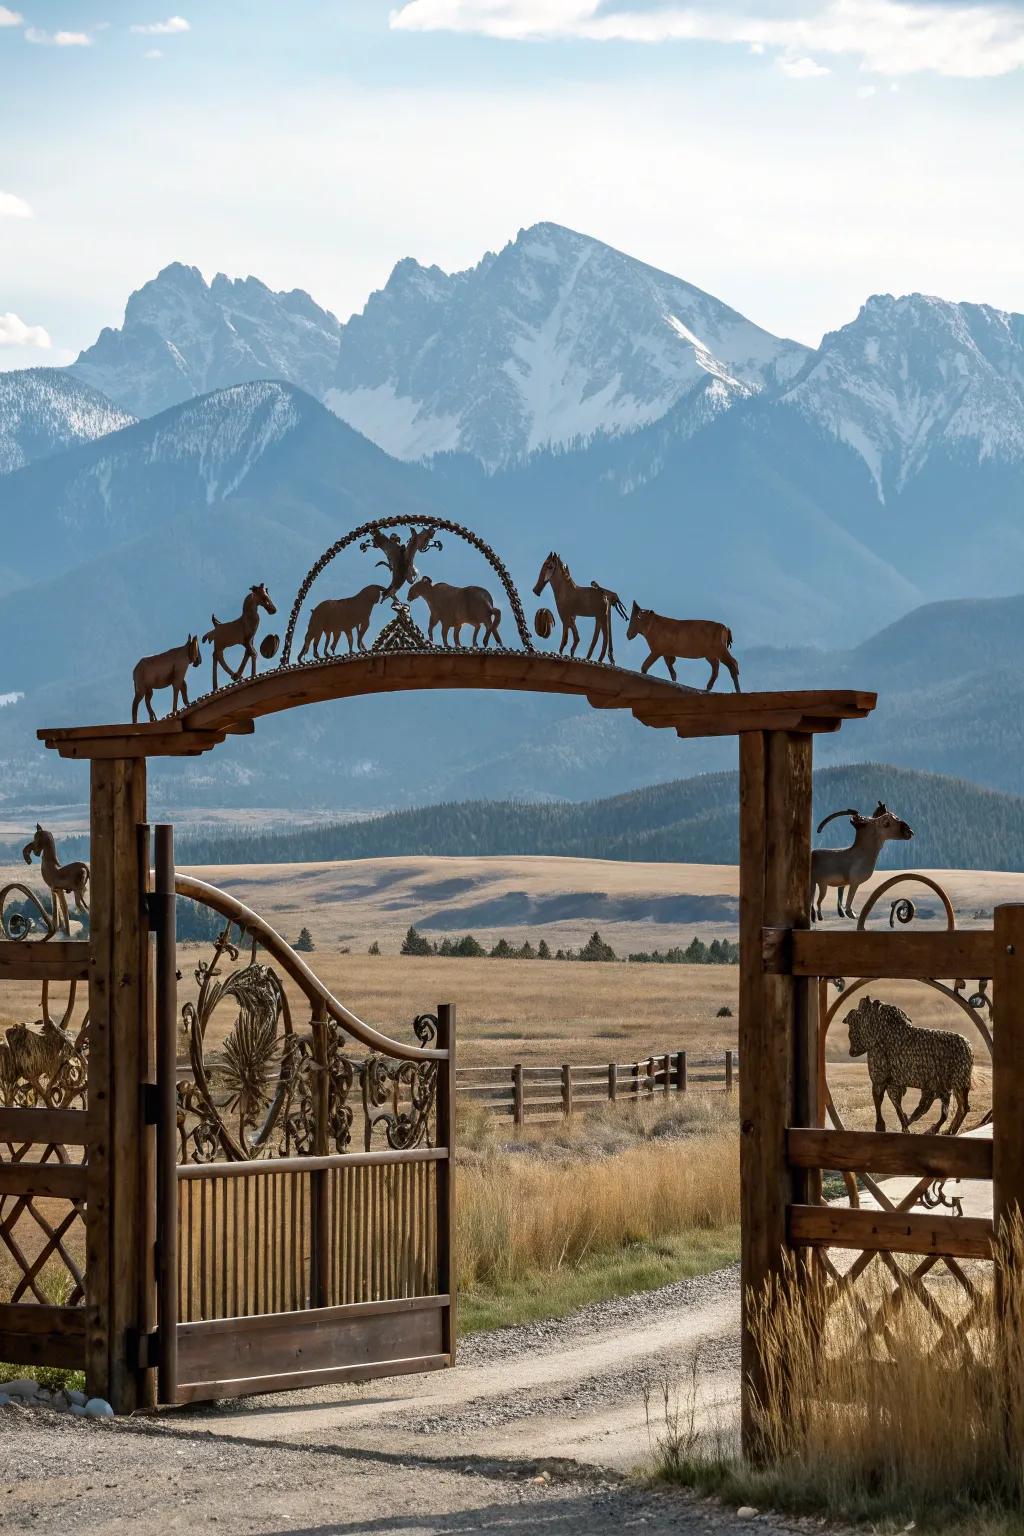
[810,801,913,921]
[845,994,973,1135]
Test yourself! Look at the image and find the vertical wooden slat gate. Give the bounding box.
[150,830,456,1405]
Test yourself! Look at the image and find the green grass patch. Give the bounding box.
[0,1361,86,1393]
[460,1225,739,1334]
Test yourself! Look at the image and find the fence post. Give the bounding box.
[153,825,178,1408]
[676,1050,687,1092]
[662,1052,671,1096]
[647,1055,655,1100]
[608,1062,617,1103]
[725,1049,734,1093]
[561,1063,573,1119]
[994,907,1024,1292]
[436,1003,456,1361]
[513,1063,525,1127]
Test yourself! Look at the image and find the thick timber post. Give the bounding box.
[738,729,813,1460]
[86,757,151,1413]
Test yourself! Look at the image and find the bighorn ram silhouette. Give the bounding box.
[810,801,914,921]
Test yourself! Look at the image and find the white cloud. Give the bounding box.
[780,54,829,77]
[131,15,190,34]
[0,313,51,349]
[25,27,93,45]
[389,1,1024,79]
[857,82,877,97]
[0,7,22,25]
[144,46,163,57]
[0,190,32,218]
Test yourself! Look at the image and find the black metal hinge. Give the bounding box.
[142,1082,160,1125]
[129,1327,161,1371]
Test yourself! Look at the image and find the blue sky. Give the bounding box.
[2,0,1024,368]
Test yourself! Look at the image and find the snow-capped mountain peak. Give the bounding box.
[780,291,1024,497]
[325,221,809,467]
[70,264,343,419]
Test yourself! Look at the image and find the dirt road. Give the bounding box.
[2,1268,760,1536]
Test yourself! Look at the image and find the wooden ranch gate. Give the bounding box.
[4,514,1016,1451]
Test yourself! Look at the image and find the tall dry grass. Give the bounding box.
[455,1124,738,1292]
[656,1218,1024,1531]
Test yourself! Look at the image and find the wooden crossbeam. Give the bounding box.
[787,1127,992,1180]
[789,1204,994,1260]
[0,941,90,981]
[764,927,995,979]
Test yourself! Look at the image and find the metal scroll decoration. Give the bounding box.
[281,515,535,665]
[176,918,438,1164]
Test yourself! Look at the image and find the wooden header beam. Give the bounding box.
[763,926,995,979]
[38,653,875,759]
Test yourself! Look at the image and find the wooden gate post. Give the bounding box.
[87,757,151,1414]
[994,905,1024,1235]
[738,729,813,1461]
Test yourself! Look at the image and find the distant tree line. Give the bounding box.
[108,761,1024,874]
[393,926,735,963]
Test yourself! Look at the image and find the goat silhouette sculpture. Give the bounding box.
[810,802,914,921]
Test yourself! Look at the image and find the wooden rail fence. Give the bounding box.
[455,1049,735,1124]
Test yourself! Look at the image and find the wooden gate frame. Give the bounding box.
[32,662,881,1420]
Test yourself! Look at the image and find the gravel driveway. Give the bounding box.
[0,1264,806,1536]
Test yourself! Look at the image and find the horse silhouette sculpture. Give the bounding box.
[533,553,627,664]
[22,825,89,936]
[204,584,276,691]
[131,634,202,723]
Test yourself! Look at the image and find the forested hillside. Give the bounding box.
[167,764,1024,872]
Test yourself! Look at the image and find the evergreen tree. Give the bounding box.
[401,925,433,956]
[579,930,616,962]
[517,940,536,960]
[294,926,315,952]
[368,940,381,955]
[455,934,486,957]
[490,937,515,958]
[537,939,551,959]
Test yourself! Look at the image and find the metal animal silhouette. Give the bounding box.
[22,825,89,936]
[366,526,441,601]
[131,634,202,723]
[204,584,276,691]
[846,994,973,1135]
[298,585,385,661]
[810,801,914,920]
[625,604,740,692]
[532,553,627,664]
[407,577,503,647]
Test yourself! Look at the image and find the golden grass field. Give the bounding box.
[0,855,1017,1116]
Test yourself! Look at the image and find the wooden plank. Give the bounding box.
[0,942,90,981]
[154,824,178,1407]
[0,1304,87,1369]
[85,760,114,1406]
[175,1289,445,1396]
[39,729,226,760]
[994,906,1024,1234]
[174,1353,449,1405]
[787,1127,993,1180]
[176,1293,450,1339]
[771,927,995,979]
[108,758,148,1415]
[788,1204,994,1260]
[0,1108,91,1144]
[0,1162,87,1198]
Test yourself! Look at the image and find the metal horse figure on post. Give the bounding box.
[204,583,277,691]
[533,553,627,664]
